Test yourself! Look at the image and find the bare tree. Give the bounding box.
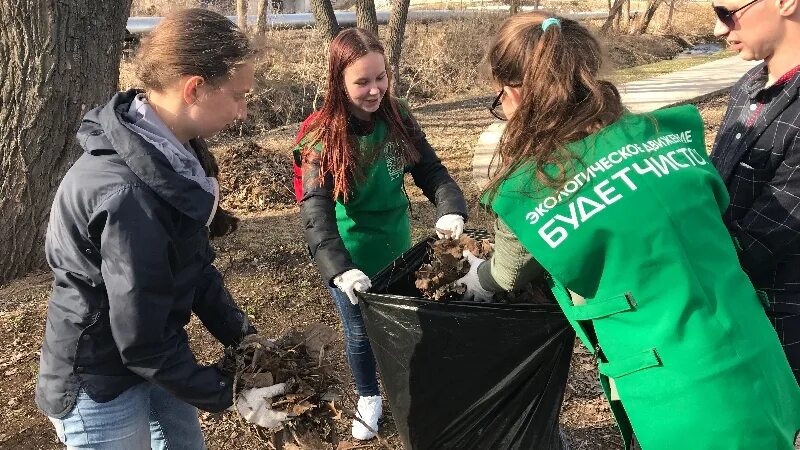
[663,0,677,32]
[634,0,664,34]
[624,0,631,25]
[386,0,411,92]
[601,0,627,33]
[0,0,131,284]
[356,0,378,35]
[255,0,269,34]
[237,0,248,30]
[312,0,340,41]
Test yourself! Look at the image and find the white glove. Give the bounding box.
[456,250,494,302]
[435,214,465,239]
[333,269,372,305]
[236,383,289,429]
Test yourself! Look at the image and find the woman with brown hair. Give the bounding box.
[36,9,286,448]
[458,13,800,449]
[294,28,467,440]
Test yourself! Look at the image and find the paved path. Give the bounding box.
[472,56,761,189]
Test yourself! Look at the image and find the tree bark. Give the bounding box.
[601,0,627,33]
[356,0,378,35]
[663,0,676,32]
[387,0,410,93]
[255,0,269,34]
[623,0,631,26]
[0,0,131,284]
[311,0,340,41]
[236,0,248,31]
[634,0,664,34]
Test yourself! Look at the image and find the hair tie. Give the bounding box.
[541,18,561,32]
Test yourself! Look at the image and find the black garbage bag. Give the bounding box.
[358,231,575,450]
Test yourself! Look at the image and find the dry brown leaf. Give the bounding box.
[302,323,338,361]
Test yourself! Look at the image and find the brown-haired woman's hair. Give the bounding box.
[135,8,253,237]
[303,28,420,202]
[134,8,253,90]
[483,13,624,201]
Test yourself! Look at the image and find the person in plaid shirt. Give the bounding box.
[711,0,800,382]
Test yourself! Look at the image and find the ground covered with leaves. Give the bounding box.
[0,25,731,449]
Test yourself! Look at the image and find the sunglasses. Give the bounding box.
[713,0,763,27]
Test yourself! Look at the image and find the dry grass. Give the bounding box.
[120,12,714,135]
[130,0,233,16]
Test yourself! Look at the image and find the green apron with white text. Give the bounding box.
[490,105,800,449]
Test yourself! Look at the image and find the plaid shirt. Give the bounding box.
[711,63,800,311]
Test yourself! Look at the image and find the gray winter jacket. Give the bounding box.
[36,90,251,418]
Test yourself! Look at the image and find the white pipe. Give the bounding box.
[127,9,626,34]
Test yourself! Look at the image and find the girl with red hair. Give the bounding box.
[293,28,467,440]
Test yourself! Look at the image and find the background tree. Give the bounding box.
[237,0,248,30]
[356,0,378,35]
[255,0,269,35]
[0,0,132,284]
[386,0,411,92]
[601,0,627,33]
[634,0,664,34]
[312,0,340,41]
[662,0,678,32]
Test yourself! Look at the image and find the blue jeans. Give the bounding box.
[328,286,380,397]
[48,382,206,450]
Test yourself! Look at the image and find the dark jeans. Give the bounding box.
[328,286,381,397]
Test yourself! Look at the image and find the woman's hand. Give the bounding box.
[333,269,372,305]
[456,250,494,302]
[235,383,289,429]
[435,214,465,239]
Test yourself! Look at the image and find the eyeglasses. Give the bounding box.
[713,0,763,28]
[489,91,507,121]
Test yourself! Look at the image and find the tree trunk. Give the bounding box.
[601,0,627,33]
[236,0,247,30]
[387,0,410,93]
[356,0,378,35]
[663,0,676,32]
[509,0,520,15]
[311,0,340,41]
[533,0,541,9]
[255,0,269,34]
[623,0,631,25]
[0,0,131,284]
[634,0,664,34]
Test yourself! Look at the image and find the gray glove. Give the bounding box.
[456,250,494,302]
[236,383,289,429]
[333,269,371,305]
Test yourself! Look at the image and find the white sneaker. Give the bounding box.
[352,395,382,440]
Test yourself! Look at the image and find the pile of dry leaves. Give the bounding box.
[414,235,492,301]
[217,140,296,212]
[414,234,554,304]
[218,323,350,449]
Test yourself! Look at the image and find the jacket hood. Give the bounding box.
[77,89,216,225]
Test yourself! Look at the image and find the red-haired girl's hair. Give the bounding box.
[302,28,419,201]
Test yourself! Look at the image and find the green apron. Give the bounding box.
[490,105,800,449]
[295,118,411,277]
